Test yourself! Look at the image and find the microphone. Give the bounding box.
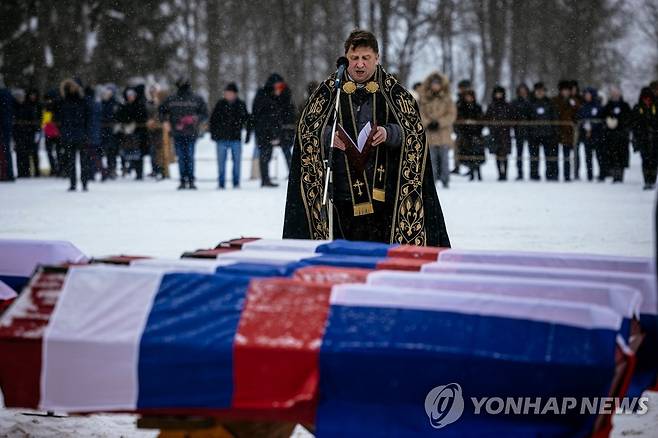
[334,57,349,89]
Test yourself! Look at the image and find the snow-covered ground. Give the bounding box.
[1,135,654,257]
[0,136,656,436]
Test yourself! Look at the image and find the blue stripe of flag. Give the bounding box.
[317,305,617,437]
[136,273,251,408]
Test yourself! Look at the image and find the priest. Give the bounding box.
[283,30,450,247]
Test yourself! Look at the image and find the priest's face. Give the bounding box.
[346,46,379,83]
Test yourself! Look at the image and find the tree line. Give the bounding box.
[1,0,655,105]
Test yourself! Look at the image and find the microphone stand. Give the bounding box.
[322,83,343,241]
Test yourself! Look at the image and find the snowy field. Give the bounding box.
[0,135,654,258]
[0,136,656,436]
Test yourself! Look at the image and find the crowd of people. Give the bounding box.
[414,76,658,190]
[1,73,657,192]
[0,74,298,191]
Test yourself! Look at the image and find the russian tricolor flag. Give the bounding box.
[2,239,655,437]
[27,263,625,437]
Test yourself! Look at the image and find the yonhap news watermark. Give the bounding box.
[424,383,649,430]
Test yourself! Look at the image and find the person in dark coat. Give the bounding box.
[529,82,559,181]
[485,85,513,181]
[457,90,484,181]
[13,89,42,177]
[0,83,14,181]
[601,87,631,183]
[251,73,296,187]
[552,80,579,181]
[55,78,90,191]
[511,83,533,180]
[100,85,120,180]
[42,89,62,177]
[209,82,250,189]
[159,78,208,190]
[576,87,604,181]
[85,86,103,180]
[452,79,473,174]
[569,80,584,179]
[632,87,658,190]
[116,87,148,180]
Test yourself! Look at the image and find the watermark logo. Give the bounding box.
[424,384,649,430]
[424,383,465,429]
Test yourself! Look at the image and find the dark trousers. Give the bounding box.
[544,141,559,180]
[581,139,597,181]
[15,139,32,177]
[0,139,14,181]
[515,136,528,177]
[15,136,39,177]
[174,136,196,182]
[129,157,144,180]
[528,138,541,179]
[529,137,558,180]
[561,143,573,181]
[45,137,60,176]
[640,142,658,185]
[65,140,91,188]
[259,143,273,184]
[496,158,508,180]
[573,142,581,179]
[259,141,293,185]
[101,133,118,177]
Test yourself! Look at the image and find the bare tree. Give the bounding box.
[639,0,658,78]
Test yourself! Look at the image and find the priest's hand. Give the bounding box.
[372,126,387,146]
[333,132,346,151]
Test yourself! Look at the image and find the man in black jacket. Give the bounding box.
[251,73,296,187]
[13,89,42,177]
[100,86,120,180]
[529,82,559,181]
[160,78,208,190]
[601,87,631,183]
[209,83,250,189]
[511,84,532,180]
[56,79,91,191]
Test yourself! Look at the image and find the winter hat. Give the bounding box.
[225,82,238,93]
[175,77,191,91]
[584,87,598,100]
[457,79,472,90]
[492,85,506,99]
[639,87,654,104]
[558,80,571,91]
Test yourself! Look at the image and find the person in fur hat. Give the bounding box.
[419,71,457,188]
